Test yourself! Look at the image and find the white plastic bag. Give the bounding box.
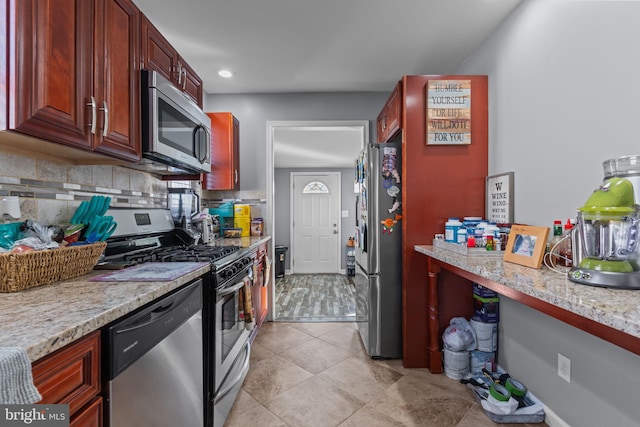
[442,317,477,351]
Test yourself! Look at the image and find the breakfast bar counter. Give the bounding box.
[414,244,640,373]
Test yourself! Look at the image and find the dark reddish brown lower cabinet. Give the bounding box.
[70,397,103,427]
[31,330,102,426]
[251,242,270,328]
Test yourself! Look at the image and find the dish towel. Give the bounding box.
[0,347,42,404]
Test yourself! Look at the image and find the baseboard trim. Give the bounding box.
[543,404,571,427]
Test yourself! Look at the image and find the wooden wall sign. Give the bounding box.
[426,80,471,145]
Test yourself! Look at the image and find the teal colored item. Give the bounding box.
[84,215,117,241]
[0,222,22,249]
[70,196,112,224]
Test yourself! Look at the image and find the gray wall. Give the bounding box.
[275,167,356,271]
[204,92,388,191]
[456,1,640,425]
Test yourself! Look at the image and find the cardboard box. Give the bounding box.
[473,294,500,323]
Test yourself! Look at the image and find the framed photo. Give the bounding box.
[486,172,514,224]
[503,224,549,269]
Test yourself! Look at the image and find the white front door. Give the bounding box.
[292,173,341,273]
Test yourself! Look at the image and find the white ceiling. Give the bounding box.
[133,0,522,95]
[273,123,367,168]
[133,0,522,168]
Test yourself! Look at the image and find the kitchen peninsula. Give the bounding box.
[414,244,640,373]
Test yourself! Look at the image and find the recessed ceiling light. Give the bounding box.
[218,70,233,78]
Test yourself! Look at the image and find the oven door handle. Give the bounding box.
[214,340,251,404]
[218,279,247,297]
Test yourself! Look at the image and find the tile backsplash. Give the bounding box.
[0,149,167,226]
[0,148,268,229]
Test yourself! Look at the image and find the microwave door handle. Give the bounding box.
[193,125,209,163]
[203,127,210,163]
[192,126,200,160]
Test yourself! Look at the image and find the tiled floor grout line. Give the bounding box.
[224,275,548,427]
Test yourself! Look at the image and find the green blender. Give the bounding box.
[569,177,640,288]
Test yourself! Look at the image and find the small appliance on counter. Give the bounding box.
[193,211,216,244]
[568,176,640,289]
[168,188,201,243]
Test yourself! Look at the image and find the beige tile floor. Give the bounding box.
[224,322,548,427]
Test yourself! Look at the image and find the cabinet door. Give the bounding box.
[203,113,240,190]
[384,82,402,140]
[178,56,203,107]
[12,0,93,150]
[32,331,101,418]
[376,82,402,143]
[140,14,176,83]
[376,109,387,143]
[93,0,140,161]
[70,397,103,427]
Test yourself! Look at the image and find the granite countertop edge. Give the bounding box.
[414,244,640,341]
[1,236,271,362]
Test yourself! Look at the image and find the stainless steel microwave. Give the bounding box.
[139,70,211,175]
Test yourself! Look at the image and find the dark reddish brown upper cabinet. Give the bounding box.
[203,112,240,190]
[32,331,102,427]
[376,81,402,143]
[141,14,203,107]
[177,56,204,107]
[4,0,141,162]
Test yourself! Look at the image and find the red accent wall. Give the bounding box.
[401,75,488,368]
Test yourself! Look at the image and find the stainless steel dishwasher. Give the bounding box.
[103,279,204,427]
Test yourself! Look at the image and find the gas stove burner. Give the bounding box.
[122,244,240,264]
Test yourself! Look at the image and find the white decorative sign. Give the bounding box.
[486,172,514,224]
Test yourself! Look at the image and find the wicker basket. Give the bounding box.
[0,242,106,292]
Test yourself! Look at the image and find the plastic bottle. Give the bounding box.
[457,228,467,244]
[557,219,574,267]
[548,220,563,266]
[475,222,488,248]
[445,218,462,243]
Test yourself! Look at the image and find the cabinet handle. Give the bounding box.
[176,63,182,86]
[87,96,97,134]
[182,68,187,90]
[100,101,109,137]
[382,116,387,131]
[234,169,238,184]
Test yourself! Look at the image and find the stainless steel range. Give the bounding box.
[101,208,253,427]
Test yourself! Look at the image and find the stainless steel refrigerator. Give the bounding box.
[354,141,402,359]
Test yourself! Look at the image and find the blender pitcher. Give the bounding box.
[569,177,640,289]
[168,188,200,228]
[576,209,639,272]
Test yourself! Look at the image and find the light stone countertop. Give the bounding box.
[0,264,210,362]
[414,245,640,343]
[0,235,271,362]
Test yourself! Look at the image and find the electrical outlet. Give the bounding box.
[558,353,571,383]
